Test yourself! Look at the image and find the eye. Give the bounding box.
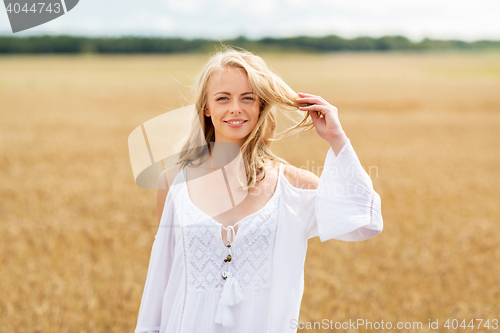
[217,97,228,101]
[244,97,254,101]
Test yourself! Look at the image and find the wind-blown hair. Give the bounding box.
[178,45,315,190]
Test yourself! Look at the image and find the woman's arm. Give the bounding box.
[135,168,178,333]
[290,93,382,241]
[157,172,169,227]
[283,140,383,242]
[314,138,383,241]
[156,164,182,226]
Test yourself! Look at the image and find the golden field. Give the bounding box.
[1,51,499,332]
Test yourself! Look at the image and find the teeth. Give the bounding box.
[227,120,245,124]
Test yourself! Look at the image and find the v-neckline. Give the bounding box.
[181,163,283,246]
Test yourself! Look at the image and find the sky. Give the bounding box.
[1,0,499,41]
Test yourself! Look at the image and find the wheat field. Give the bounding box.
[1,51,499,332]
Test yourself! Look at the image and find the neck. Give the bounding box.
[209,140,247,178]
[209,140,241,164]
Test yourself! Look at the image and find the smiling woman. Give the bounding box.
[176,45,320,192]
[134,45,383,333]
[204,66,261,147]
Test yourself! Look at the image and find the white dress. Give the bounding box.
[134,138,383,333]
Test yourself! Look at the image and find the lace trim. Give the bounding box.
[182,195,279,291]
[369,191,375,226]
[177,163,282,292]
[174,163,283,330]
[267,196,280,333]
[179,220,188,333]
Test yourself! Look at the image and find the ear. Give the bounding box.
[204,107,210,117]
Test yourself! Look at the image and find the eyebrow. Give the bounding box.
[214,91,255,96]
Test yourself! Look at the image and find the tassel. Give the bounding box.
[215,301,234,327]
[220,271,245,306]
[215,271,245,327]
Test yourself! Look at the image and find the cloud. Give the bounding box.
[1,0,499,41]
[164,0,202,14]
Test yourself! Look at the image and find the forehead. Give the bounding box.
[207,66,250,89]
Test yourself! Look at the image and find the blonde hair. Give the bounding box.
[178,44,315,189]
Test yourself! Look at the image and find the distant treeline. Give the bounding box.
[1,34,499,54]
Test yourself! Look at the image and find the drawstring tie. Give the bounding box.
[215,225,245,327]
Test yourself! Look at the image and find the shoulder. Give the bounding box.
[156,164,182,225]
[157,164,182,190]
[283,163,319,190]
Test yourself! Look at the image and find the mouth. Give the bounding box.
[224,120,248,125]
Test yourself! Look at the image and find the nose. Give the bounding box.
[230,100,241,114]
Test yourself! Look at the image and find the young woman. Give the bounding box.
[134,46,383,333]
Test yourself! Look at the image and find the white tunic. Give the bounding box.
[134,138,383,333]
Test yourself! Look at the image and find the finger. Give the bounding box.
[298,92,322,99]
[298,94,319,101]
[309,108,320,124]
[298,105,326,114]
[296,97,326,105]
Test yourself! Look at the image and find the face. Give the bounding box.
[204,66,260,147]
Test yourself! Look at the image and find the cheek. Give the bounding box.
[253,107,261,122]
[210,106,222,120]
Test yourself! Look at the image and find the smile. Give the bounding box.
[225,120,247,124]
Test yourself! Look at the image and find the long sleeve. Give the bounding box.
[135,192,176,333]
[307,138,383,242]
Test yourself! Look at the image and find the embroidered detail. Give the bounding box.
[177,162,283,330]
[369,191,375,226]
[182,190,279,328]
[267,195,280,333]
[182,198,278,292]
[179,220,188,333]
[184,222,226,291]
[229,209,277,290]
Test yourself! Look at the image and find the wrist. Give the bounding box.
[326,129,347,145]
[327,131,348,156]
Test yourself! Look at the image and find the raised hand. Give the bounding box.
[296,92,348,155]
